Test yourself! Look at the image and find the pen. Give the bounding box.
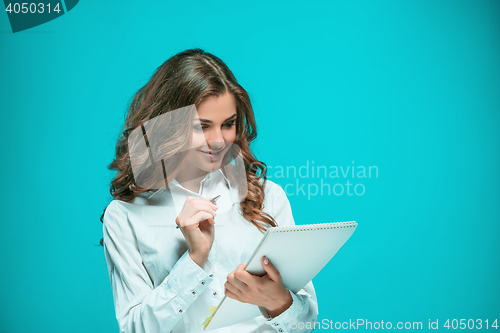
[176,195,221,229]
[210,195,221,204]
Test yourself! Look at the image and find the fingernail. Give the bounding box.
[264,256,269,265]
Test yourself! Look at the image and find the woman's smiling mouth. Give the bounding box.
[197,148,225,160]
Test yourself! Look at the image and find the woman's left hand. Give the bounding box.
[224,256,293,317]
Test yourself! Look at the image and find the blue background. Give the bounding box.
[1,0,499,331]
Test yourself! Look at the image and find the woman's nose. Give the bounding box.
[206,128,225,147]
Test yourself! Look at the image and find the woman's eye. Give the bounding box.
[193,122,234,131]
[193,124,208,131]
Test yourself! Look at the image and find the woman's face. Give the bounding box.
[184,92,237,173]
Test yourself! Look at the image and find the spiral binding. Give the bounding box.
[270,221,357,233]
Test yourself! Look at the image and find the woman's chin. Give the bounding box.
[194,159,222,172]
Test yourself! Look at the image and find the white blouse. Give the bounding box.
[102,169,318,333]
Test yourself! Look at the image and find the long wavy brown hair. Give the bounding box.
[99,48,277,246]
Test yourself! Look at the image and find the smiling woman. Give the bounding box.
[99,48,319,333]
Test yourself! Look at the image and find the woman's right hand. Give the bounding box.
[175,196,218,267]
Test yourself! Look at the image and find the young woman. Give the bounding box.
[100,48,318,333]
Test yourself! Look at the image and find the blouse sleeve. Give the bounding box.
[102,201,215,333]
[258,182,319,333]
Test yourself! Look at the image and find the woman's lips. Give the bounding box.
[198,149,224,159]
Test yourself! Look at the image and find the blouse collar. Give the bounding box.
[146,168,231,199]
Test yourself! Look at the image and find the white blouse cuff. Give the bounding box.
[163,250,215,303]
[258,288,306,332]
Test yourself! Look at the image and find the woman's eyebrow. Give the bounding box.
[196,113,237,123]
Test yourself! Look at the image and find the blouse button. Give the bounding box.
[212,291,218,297]
[274,323,279,326]
[200,280,206,286]
[191,290,197,296]
[178,308,183,313]
[278,329,283,332]
[209,273,214,278]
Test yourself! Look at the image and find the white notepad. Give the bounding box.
[203,221,358,330]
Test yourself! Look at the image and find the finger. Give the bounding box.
[224,287,240,301]
[183,198,217,217]
[262,256,281,282]
[181,211,214,227]
[228,272,250,293]
[197,197,218,211]
[225,281,243,298]
[179,202,216,226]
[233,264,260,285]
[198,218,215,227]
[191,201,218,216]
[194,212,215,226]
[199,218,216,233]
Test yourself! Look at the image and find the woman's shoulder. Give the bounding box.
[260,178,288,206]
[261,178,286,196]
[103,199,128,223]
[105,190,160,212]
[260,178,294,226]
[102,196,145,226]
